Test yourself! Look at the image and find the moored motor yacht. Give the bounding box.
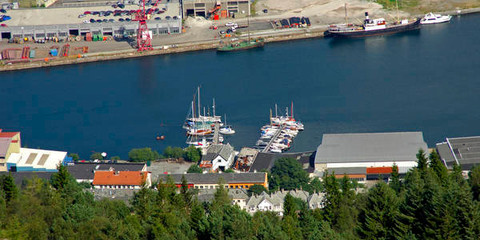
[421,12,452,24]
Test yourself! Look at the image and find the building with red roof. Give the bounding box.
[0,129,21,172]
[93,170,151,189]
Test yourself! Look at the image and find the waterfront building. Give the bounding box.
[158,172,268,190]
[182,0,250,19]
[249,151,315,177]
[7,148,68,172]
[314,132,428,182]
[437,136,480,172]
[199,143,235,172]
[0,129,21,172]
[67,162,147,183]
[245,190,325,216]
[92,170,151,189]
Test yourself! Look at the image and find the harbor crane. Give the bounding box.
[133,0,162,52]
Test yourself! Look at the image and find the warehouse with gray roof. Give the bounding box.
[436,136,480,171]
[314,132,428,182]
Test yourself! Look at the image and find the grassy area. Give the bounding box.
[250,0,257,16]
[373,0,480,14]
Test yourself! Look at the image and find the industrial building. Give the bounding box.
[7,148,68,172]
[158,172,268,190]
[436,136,480,171]
[0,19,182,41]
[0,129,21,172]
[314,132,428,182]
[248,151,315,177]
[66,162,147,182]
[182,0,250,19]
[92,170,152,189]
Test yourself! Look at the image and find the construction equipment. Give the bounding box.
[74,46,89,53]
[21,46,30,59]
[133,0,162,52]
[60,44,70,57]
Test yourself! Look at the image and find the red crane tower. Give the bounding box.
[133,0,162,52]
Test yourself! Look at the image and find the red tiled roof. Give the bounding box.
[0,130,19,138]
[93,171,148,186]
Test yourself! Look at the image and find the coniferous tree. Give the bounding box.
[357,182,409,239]
[416,149,428,176]
[469,165,480,201]
[389,163,401,193]
[429,150,448,183]
[0,174,18,203]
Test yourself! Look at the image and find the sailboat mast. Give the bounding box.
[270,109,272,125]
[192,100,195,119]
[248,0,251,42]
[197,86,201,118]
[275,104,278,117]
[291,101,294,118]
[345,3,348,25]
[213,98,216,117]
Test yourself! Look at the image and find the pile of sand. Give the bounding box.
[184,16,211,27]
[256,0,410,22]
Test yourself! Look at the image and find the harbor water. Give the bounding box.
[2,13,480,159]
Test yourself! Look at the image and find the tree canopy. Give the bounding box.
[128,147,160,162]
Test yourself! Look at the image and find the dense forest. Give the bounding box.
[1,150,480,239]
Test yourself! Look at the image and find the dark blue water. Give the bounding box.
[2,14,480,159]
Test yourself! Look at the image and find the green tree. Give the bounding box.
[128,147,160,162]
[224,168,234,173]
[90,152,103,160]
[0,174,18,203]
[469,165,480,201]
[69,153,80,161]
[163,146,184,159]
[270,157,310,191]
[247,184,268,196]
[184,146,201,162]
[357,182,409,239]
[111,156,121,161]
[416,149,428,175]
[429,150,448,182]
[283,193,297,218]
[309,177,323,193]
[390,163,401,193]
[187,164,203,173]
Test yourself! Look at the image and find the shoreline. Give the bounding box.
[0,27,327,72]
[2,7,480,72]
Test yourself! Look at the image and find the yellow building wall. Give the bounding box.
[0,133,21,172]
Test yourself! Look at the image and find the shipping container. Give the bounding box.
[29,49,35,58]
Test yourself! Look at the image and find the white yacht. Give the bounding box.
[421,12,452,24]
[219,125,235,135]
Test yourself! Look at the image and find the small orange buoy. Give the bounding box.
[156,136,161,140]
[44,58,49,62]
[77,54,82,58]
[160,135,165,140]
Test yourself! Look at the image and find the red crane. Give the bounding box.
[133,0,162,52]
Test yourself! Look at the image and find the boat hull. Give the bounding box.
[217,41,265,52]
[326,18,421,38]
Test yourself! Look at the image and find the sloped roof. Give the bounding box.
[315,132,428,164]
[437,136,480,170]
[0,172,54,186]
[249,151,315,173]
[0,131,19,138]
[158,172,267,184]
[202,144,234,162]
[67,163,146,180]
[0,138,11,158]
[93,171,148,186]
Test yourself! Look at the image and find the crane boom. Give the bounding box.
[133,0,163,51]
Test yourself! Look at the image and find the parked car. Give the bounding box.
[108,19,114,22]
[165,16,171,20]
[125,18,131,21]
[90,18,96,23]
[173,16,178,20]
[78,14,85,18]
[118,3,125,8]
[154,17,161,20]
[0,9,6,13]
[84,11,91,15]
[92,11,100,15]
[119,18,125,21]
[263,9,268,13]
[83,20,89,24]
[96,19,102,23]
[225,22,238,27]
[1,23,7,27]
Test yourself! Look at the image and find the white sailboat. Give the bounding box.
[219,114,235,135]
